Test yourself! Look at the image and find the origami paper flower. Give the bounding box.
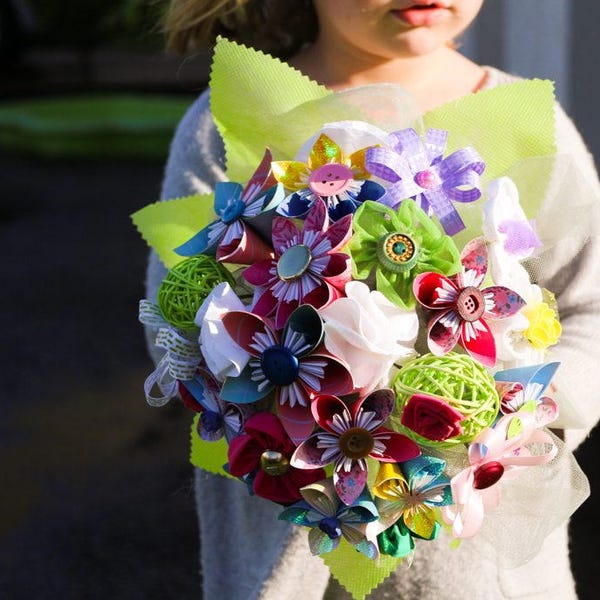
[291,390,420,505]
[228,412,326,503]
[348,199,461,309]
[179,370,247,442]
[175,149,283,264]
[279,478,379,558]
[413,237,526,367]
[495,362,559,426]
[272,133,384,221]
[442,412,557,538]
[373,456,452,540]
[319,281,418,393]
[194,282,250,381]
[365,128,485,235]
[400,393,464,442]
[243,198,353,329]
[220,304,354,443]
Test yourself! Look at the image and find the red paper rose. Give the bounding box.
[401,393,464,442]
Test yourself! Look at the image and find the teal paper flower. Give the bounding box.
[348,200,461,309]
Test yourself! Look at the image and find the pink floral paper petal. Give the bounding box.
[460,237,488,283]
[272,216,301,255]
[334,461,368,506]
[304,197,328,234]
[218,224,274,264]
[222,311,275,355]
[243,259,275,286]
[356,389,395,423]
[371,429,421,463]
[242,148,275,199]
[427,310,461,355]
[460,318,497,367]
[323,214,353,251]
[483,286,525,319]
[322,253,352,287]
[413,272,457,310]
[278,400,316,445]
[311,394,350,433]
[291,434,329,469]
[535,396,559,427]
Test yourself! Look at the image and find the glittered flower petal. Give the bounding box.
[308,526,339,555]
[308,134,343,171]
[404,505,439,540]
[335,462,369,506]
[272,160,310,191]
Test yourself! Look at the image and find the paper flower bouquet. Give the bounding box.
[133,39,591,599]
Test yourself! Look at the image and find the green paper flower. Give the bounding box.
[348,200,461,309]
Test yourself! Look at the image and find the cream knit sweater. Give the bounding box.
[146,67,600,600]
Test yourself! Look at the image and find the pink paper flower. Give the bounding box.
[228,412,326,504]
[291,390,420,505]
[442,412,557,538]
[243,198,352,329]
[400,393,464,442]
[413,237,525,367]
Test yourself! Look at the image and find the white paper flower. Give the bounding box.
[194,282,250,380]
[319,281,418,392]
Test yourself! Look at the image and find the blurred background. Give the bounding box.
[1,1,598,598]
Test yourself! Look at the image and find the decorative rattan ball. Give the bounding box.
[157,256,235,331]
[392,352,499,447]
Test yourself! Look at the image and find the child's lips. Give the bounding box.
[391,2,451,27]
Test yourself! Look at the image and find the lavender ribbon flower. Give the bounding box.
[365,128,485,236]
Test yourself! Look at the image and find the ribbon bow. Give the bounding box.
[366,128,485,235]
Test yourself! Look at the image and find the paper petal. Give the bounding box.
[335,462,369,506]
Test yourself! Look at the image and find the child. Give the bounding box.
[147,1,600,598]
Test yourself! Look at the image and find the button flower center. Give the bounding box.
[377,232,419,273]
[456,286,486,322]
[260,450,290,476]
[338,427,375,460]
[221,196,246,224]
[200,410,223,433]
[308,164,355,196]
[319,516,343,539]
[260,345,300,386]
[276,244,312,282]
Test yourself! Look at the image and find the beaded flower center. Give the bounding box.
[260,450,290,476]
[276,244,312,282]
[261,345,300,386]
[338,427,375,460]
[414,169,439,190]
[377,232,419,273]
[308,164,355,196]
[319,516,342,539]
[456,286,486,322]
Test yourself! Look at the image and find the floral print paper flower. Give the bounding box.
[279,478,379,558]
[243,198,353,328]
[175,149,283,264]
[228,412,326,503]
[291,390,420,505]
[273,133,384,221]
[365,128,485,235]
[319,281,418,393]
[413,237,526,367]
[220,304,354,444]
[442,412,557,538]
[349,199,461,309]
[373,456,452,540]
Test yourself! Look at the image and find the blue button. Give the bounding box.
[261,345,300,386]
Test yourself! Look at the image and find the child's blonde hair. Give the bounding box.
[163,0,318,58]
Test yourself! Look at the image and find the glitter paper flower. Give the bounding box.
[175,149,283,264]
[348,199,461,309]
[279,478,379,558]
[365,128,485,235]
[291,390,420,505]
[243,198,353,329]
[442,412,557,538]
[413,237,526,367]
[179,369,247,442]
[273,133,384,221]
[319,281,418,393]
[373,456,452,540]
[228,412,326,504]
[220,305,354,444]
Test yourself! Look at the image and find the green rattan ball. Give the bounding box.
[392,352,500,448]
[157,255,235,331]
